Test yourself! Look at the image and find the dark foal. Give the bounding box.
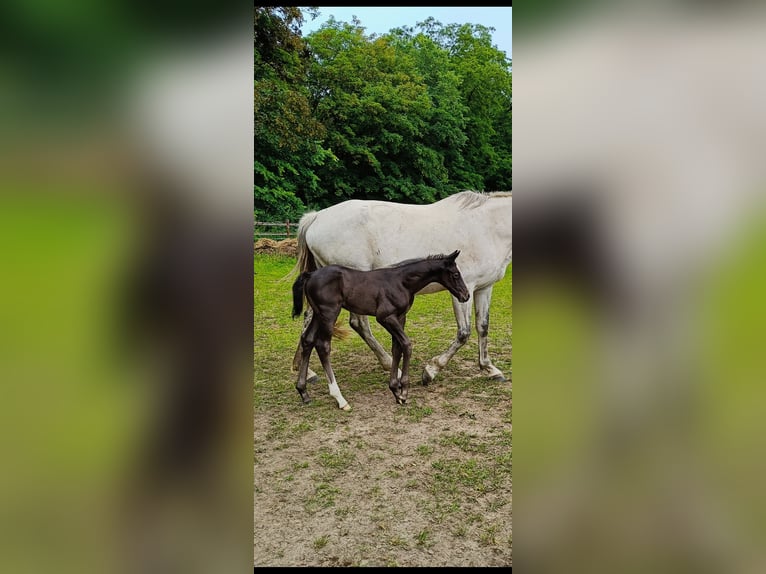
[291,250,470,409]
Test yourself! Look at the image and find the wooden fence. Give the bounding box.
[254,221,295,240]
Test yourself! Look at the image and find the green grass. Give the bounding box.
[479,524,500,547]
[317,448,357,472]
[387,535,408,548]
[313,535,330,550]
[398,401,433,422]
[415,529,432,547]
[430,458,500,494]
[415,444,435,457]
[334,505,354,518]
[439,432,490,453]
[304,482,341,514]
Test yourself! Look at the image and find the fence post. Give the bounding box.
[286,220,291,238]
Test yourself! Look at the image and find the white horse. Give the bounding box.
[291,191,512,386]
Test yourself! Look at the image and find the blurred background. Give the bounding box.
[0,2,252,573]
[5,1,766,572]
[514,1,766,573]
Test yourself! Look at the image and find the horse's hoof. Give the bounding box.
[422,364,439,386]
[301,396,312,405]
[490,374,507,382]
[307,375,319,385]
[340,404,352,411]
[396,397,406,405]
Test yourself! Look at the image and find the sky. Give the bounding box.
[300,7,512,60]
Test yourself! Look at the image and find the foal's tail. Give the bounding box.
[291,271,311,319]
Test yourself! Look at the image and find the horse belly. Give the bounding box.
[343,292,387,317]
[340,283,380,317]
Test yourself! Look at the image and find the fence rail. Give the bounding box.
[254,221,295,240]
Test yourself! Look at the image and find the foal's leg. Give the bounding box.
[293,308,320,384]
[349,313,401,377]
[474,285,507,382]
[378,315,412,405]
[315,332,351,411]
[390,334,402,394]
[395,314,412,403]
[295,318,319,404]
[422,294,473,385]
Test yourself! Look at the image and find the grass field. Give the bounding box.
[253,254,512,566]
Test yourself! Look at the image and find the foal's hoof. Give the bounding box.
[307,374,319,385]
[340,403,352,411]
[301,397,312,405]
[396,397,406,406]
[490,374,507,383]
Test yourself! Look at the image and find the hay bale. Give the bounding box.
[254,238,278,254]
[276,238,297,256]
[254,237,297,256]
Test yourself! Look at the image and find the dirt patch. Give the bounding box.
[255,238,298,256]
[254,355,512,567]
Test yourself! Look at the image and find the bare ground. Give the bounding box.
[254,350,512,567]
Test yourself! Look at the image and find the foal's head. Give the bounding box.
[435,250,470,303]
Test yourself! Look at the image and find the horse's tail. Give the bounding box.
[283,211,319,282]
[291,271,311,319]
[333,323,351,340]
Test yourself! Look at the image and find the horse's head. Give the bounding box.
[440,250,470,303]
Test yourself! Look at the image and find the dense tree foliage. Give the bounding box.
[254,8,511,221]
[254,7,329,221]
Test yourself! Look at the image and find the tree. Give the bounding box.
[415,18,513,190]
[306,19,450,205]
[254,7,332,221]
[254,10,512,219]
[386,26,470,194]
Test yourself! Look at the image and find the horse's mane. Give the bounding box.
[389,253,453,268]
[446,190,513,210]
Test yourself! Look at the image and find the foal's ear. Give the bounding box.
[448,249,460,260]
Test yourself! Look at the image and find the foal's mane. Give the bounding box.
[389,253,452,269]
[448,190,513,210]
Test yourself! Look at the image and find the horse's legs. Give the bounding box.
[295,318,319,404]
[422,294,473,385]
[396,314,411,403]
[474,285,507,382]
[314,331,351,411]
[390,334,402,398]
[349,313,401,376]
[293,308,319,384]
[378,315,411,405]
